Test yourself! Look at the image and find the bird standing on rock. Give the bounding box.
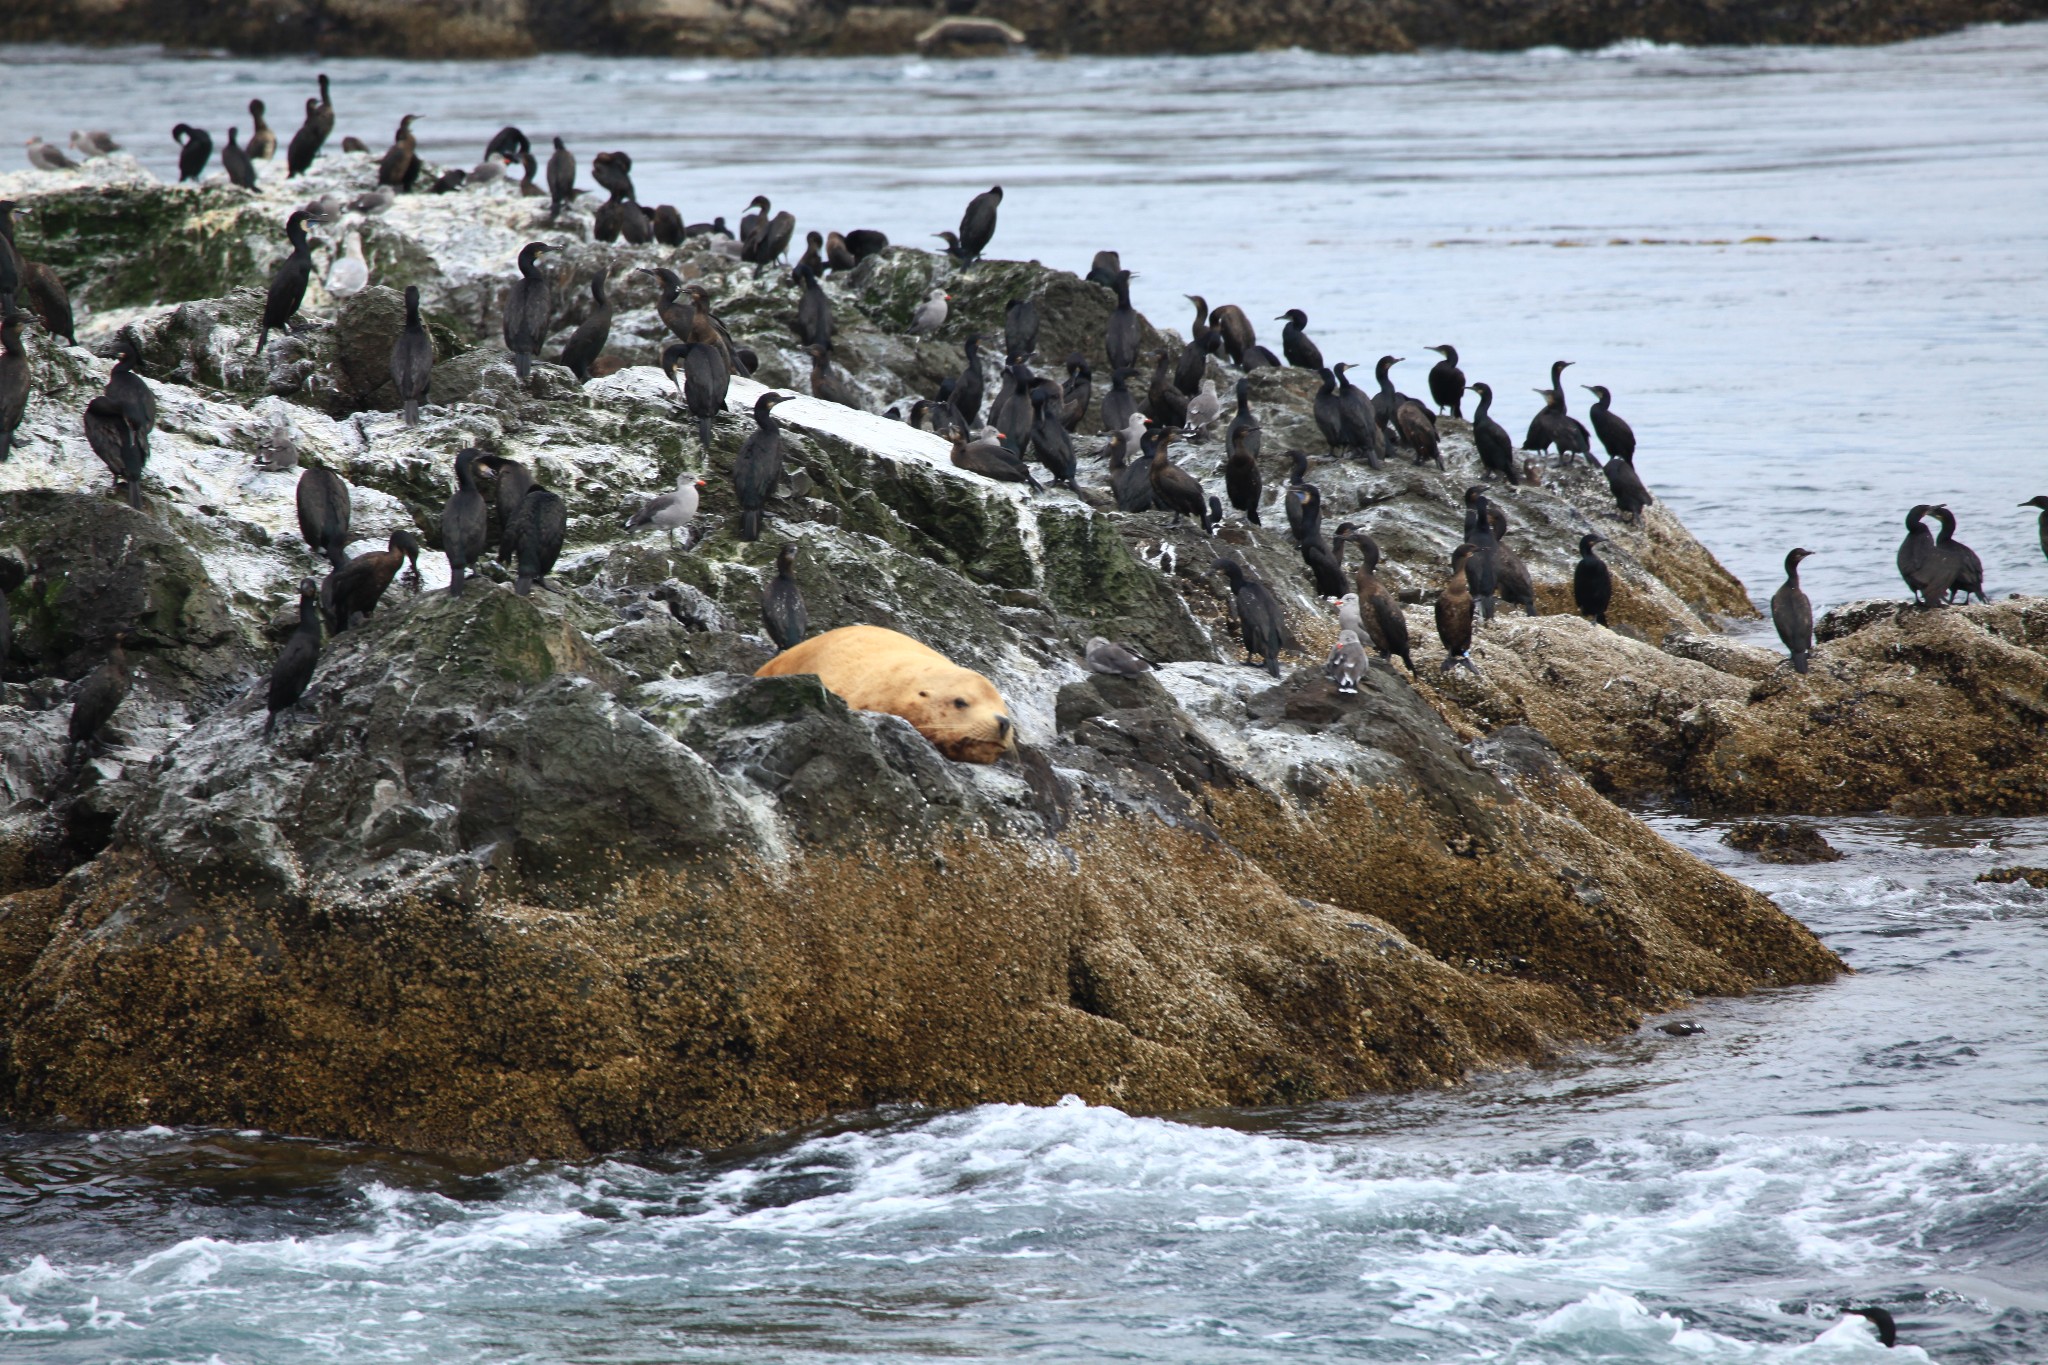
[254,210,314,359]
[266,578,324,735]
[287,74,334,178]
[1573,534,1612,626]
[172,124,213,182]
[322,530,420,633]
[627,470,704,547]
[440,448,490,596]
[247,101,275,160]
[1147,426,1207,528]
[1211,557,1293,678]
[1426,344,1465,418]
[555,266,613,382]
[943,186,1002,264]
[908,287,949,337]
[663,340,729,456]
[1277,309,1322,371]
[1339,531,1414,674]
[391,284,433,425]
[476,454,533,565]
[68,630,133,756]
[378,114,420,189]
[511,485,567,596]
[1468,382,1518,484]
[2022,496,2048,564]
[221,127,256,189]
[546,137,577,218]
[1897,503,1936,604]
[1105,270,1140,375]
[1584,383,1634,462]
[1772,547,1814,673]
[0,310,28,463]
[1084,637,1153,677]
[761,542,809,652]
[734,392,793,542]
[295,466,351,570]
[502,241,558,380]
[1435,545,1479,674]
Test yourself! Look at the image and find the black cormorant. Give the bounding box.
[546,137,576,217]
[1605,448,1653,524]
[440,448,490,596]
[1105,270,1140,374]
[1004,296,1039,362]
[390,284,433,424]
[734,392,792,541]
[1584,384,1635,461]
[1897,504,1935,603]
[1469,382,1518,484]
[1772,547,1814,672]
[510,485,566,596]
[1208,304,1255,368]
[2022,496,2048,563]
[253,210,313,359]
[296,466,351,569]
[1573,533,1611,626]
[1211,557,1292,677]
[69,629,132,753]
[1277,309,1322,371]
[1060,353,1092,430]
[555,266,613,382]
[502,241,558,380]
[1099,364,1137,439]
[1930,505,1986,603]
[794,263,833,351]
[266,578,323,734]
[948,186,1002,263]
[286,74,333,177]
[761,542,808,652]
[221,127,256,189]
[1331,363,1385,468]
[664,340,729,456]
[172,123,212,182]
[0,310,27,462]
[1027,385,1077,488]
[1426,344,1465,418]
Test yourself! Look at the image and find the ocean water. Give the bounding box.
[3,30,2047,1364]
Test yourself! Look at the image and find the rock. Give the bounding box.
[1656,1020,1705,1036]
[1975,866,2048,889]
[0,168,1849,1161]
[1721,820,1842,864]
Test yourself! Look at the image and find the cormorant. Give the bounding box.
[909,287,949,337]
[1105,270,1140,374]
[1426,344,1465,418]
[739,194,770,244]
[1396,392,1442,469]
[1100,364,1138,439]
[1207,304,1255,368]
[517,150,543,197]
[83,395,144,505]
[0,310,27,462]
[1175,295,1217,397]
[745,207,796,270]
[1225,375,1261,459]
[253,210,313,359]
[1573,533,1611,625]
[1605,448,1653,524]
[627,470,704,546]
[2022,496,2048,563]
[0,201,24,315]
[1772,547,1814,672]
[1370,355,1409,449]
[1843,1307,1897,1350]
[471,453,533,564]
[1086,250,1122,290]
[1211,557,1293,677]
[1282,450,1315,543]
[502,241,558,380]
[639,266,693,343]
[1277,309,1322,371]
[951,427,1039,490]
[171,124,212,183]
[248,101,276,160]
[794,263,833,351]
[1930,504,1986,603]
[265,578,323,734]
[1313,368,1347,458]
[221,127,256,189]
[664,340,729,456]
[948,186,1002,263]
[1330,362,1385,468]
[1462,489,1503,621]
[1339,531,1414,673]
[1143,349,1188,429]
[1435,545,1478,673]
[989,359,1034,449]
[1584,384,1634,461]
[652,205,684,246]
[1148,426,1207,527]
[390,284,433,424]
[951,334,986,428]
[793,230,826,281]
[295,466,351,569]
[1302,526,1347,599]
[761,542,808,652]
[591,149,635,202]
[1027,385,1078,488]
[807,344,860,409]
[440,448,490,596]
[824,230,857,271]
[1060,353,1092,430]
[546,137,576,218]
[484,126,530,164]
[377,114,419,189]
[555,266,613,382]
[1004,296,1039,362]
[322,529,420,633]
[1469,382,1518,484]
[1106,427,1152,511]
[1084,637,1152,676]
[1897,504,1936,603]
[68,630,132,753]
[842,228,888,261]
[734,392,792,541]
[510,485,566,595]
[286,74,333,178]
[1489,502,1538,616]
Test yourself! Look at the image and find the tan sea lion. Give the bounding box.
[755,624,1014,764]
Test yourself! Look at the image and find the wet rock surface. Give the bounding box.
[0,162,1849,1159]
[1720,820,1842,864]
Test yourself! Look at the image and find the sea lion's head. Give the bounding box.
[902,663,1014,764]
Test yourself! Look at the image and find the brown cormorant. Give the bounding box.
[1207,304,1255,368]
[1485,500,1538,616]
[1396,393,1442,469]
[1223,381,1262,524]
[951,427,1039,490]
[1930,505,1986,603]
[253,210,313,359]
[761,542,808,651]
[1332,363,1385,468]
[664,340,729,456]
[1027,385,1078,488]
[1277,309,1322,371]
[1435,546,1478,673]
[734,392,792,541]
[1175,295,1217,396]
[69,629,132,753]
[1584,384,1634,461]
[265,578,322,734]
[502,241,558,380]
[172,124,212,182]
[1426,344,1465,418]
[1148,426,1207,527]
[440,448,490,596]
[221,127,256,189]
[1211,556,1293,677]
[1605,448,1653,523]
[510,485,566,596]
[377,114,419,189]
[390,284,433,424]
[948,186,1002,263]
[1105,270,1140,374]
[247,99,276,160]
[322,530,420,633]
[286,75,333,178]
[591,149,635,202]
[1087,250,1122,289]
[1772,547,1814,672]
[546,137,577,218]
[1468,382,1518,484]
[1573,533,1611,626]
[1339,531,1414,673]
[555,266,613,382]
[794,263,833,351]
[1143,349,1188,429]
[652,205,684,246]
[296,466,351,569]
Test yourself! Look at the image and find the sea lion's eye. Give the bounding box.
[953,698,968,709]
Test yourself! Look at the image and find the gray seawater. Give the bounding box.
[3,30,2047,1364]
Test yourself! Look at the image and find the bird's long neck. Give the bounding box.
[1588,390,1608,418]
[1375,361,1394,394]
[1472,388,1491,423]
[1551,369,1571,412]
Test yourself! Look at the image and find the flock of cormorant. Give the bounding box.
[0,74,2034,751]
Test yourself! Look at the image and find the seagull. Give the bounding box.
[1084,637,1154,677]
[68,130,120,158]
[1325,629,1369,694]
[345,185,395,216]
[625,470,705,546]
[25,137,78,171]
[326,230,368,297]
[1182,378,1221,435]
[301,194,342,225]
[907,286,950,337]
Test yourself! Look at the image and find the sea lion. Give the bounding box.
[755,624,1015,764]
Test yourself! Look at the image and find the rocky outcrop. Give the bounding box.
[4,0,2041,57]
[0,158,1840,1159]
